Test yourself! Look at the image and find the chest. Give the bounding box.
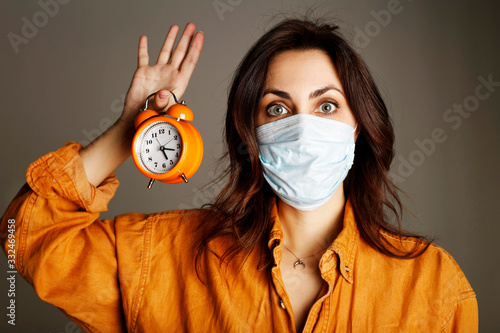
[280,256,327,331]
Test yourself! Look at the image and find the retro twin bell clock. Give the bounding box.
[131,91,203,188]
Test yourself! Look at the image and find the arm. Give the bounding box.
[1,144,124,332]
[80,23,204,186]
[441,292,478,333]
[0,23,204,332]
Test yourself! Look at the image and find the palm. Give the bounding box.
[121,23,204,124]
[125,65,183,113]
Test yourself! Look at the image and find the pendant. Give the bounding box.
[293,259,306,269]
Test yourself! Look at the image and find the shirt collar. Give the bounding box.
[267,197,359,284]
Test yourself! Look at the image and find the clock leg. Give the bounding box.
[181,173,188,183]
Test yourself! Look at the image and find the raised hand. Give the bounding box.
[121,23,204,125]
[79,23,203,187]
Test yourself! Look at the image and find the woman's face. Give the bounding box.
[256,49,357,137]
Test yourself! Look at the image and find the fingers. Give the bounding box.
[169,22,197,68]
[153,90,171,110]
[138,35,149,67]
[157,25,180,64]
[179,31,204,79]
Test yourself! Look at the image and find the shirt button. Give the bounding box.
[345,266,350,272]
[279,299,286,309]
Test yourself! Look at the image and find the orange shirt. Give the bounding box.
[1,143,478,332]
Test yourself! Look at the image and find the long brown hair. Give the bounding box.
[194,18,428,281]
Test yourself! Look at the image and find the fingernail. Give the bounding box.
[158,91,168,99]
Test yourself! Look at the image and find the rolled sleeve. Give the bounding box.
[26,142,118,212]
[1,142,126,332]
[441,292,478,333]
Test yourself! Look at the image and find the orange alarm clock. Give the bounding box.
[131,91,203,188]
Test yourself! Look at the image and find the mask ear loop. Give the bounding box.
[353,123,358,133]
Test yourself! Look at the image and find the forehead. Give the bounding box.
[265,49,341,89]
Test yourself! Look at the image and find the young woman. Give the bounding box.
[1,19,477,332]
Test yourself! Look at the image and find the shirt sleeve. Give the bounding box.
[0,142,127,333]
[441,291,478,333]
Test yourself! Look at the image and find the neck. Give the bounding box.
[278,186,346,257]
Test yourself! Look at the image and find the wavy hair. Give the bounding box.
[194,18,429,282]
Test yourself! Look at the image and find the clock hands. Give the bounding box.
[158,137,174,148]
[159,146,169,160]
[156,137,176,150]
[155,138,163,148]
[156,138,176,161]
[153,138,167,160]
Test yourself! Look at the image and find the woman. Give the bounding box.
[1,19,477,332]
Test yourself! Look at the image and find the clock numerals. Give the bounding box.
[139,122,183,174]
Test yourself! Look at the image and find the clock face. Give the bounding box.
[135,121,183,174]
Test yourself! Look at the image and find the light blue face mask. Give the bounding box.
[256,114,356,211]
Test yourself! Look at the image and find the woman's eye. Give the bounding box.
[266,104,288,116]
[318,102,338,114]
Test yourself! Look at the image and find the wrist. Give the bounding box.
[116,116,135,135]
[113,118,134,159]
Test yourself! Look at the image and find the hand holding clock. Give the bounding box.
[121,23,204,125]
[79,23,204,187]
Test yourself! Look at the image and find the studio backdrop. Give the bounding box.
[1,0,499,332]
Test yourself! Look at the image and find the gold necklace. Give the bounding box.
[282,244,327,269]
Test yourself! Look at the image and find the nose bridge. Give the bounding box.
[292,92,313,115]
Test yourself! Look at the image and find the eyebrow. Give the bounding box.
[262,85,345,100]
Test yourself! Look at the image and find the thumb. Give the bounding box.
[154,89,172,110]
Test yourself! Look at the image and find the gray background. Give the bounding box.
[1,0,499,332]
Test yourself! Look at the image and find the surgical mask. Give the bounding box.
[256,114,356,211]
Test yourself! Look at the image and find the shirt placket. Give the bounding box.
[269,243,338,333]
[269,242,297,332]
[301,251,338,333]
